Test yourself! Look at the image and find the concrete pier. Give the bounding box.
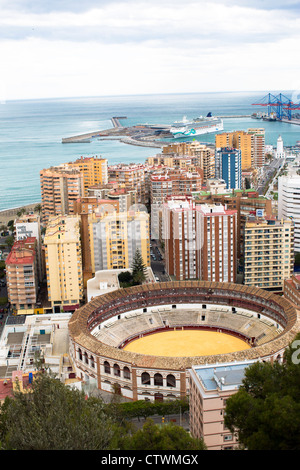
[111,116,127,128]
[62,127,125,143]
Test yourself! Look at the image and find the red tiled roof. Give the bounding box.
[5,238,36,265]
[0,378,14,401]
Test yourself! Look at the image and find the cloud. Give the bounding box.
[0,1,299,45]
[0,0,299,99]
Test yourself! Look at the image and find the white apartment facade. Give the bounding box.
[278,173,300,251]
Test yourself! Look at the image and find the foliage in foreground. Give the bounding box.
[0,369,204,451]
[0,371,114,450]
[118,418,206,450]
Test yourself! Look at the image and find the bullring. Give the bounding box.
[68,281,300,401]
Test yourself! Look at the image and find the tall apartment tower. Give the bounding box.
[40,165,84,223]
[244,216,294,292]
[108,164,150,204]
[70,156,108,196]
[163,198,237,282]
[247,128,265,168]
[161,141,215,182]
[88,210,150,273]
[14,213,44,282]
[6,237,38,312]
[151,168,202,239]
[196,204,237,283]
[278,173,300,251]
[216,129,265,170]
[163,197,197,281]
[44,215,83,312]
[215,147,242,190]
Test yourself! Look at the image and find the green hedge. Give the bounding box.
[108,398,189,421]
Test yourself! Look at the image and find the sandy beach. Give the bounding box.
[0,203,41,226]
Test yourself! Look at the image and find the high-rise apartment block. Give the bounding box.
[150,169,202,206]
[69,156,108,196]
[244,216,294,292]
[151,169,202,240]
[14,213,44,282]
[163,197,197,281]
[40,165,84,223]
[87,185,137,212]
[6,237,38,312]
[44,215,83,312]
[161,141,215,182]
[215,147,242,190]
[215,129,265,170]
[196,203,237,283]
[163,197,237,282]
[88,210,150,273]
[108,164,151,204]
[193,189,273,259]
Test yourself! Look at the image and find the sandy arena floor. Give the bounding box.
[123,329,251,357]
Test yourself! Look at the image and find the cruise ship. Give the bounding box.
[170,113,223,138]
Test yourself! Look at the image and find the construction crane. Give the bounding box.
[252,92,300,120]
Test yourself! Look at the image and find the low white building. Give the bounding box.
[87,267,156,302]
[0,313,74,382]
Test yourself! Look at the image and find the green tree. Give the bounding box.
[34,203,42,214]
[244,177,251,189]
[131,249,147,285]
[224,334,300,450]
[118,271,133,287]
[16,207,26,218]
[118,418,206,450]
[0,370,115,450]
[5,235,15,248]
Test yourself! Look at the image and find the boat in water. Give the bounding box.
[170,113,223,138]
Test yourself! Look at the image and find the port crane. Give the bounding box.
[252,92,300,120]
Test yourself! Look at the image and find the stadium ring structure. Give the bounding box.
[68,281,300,402]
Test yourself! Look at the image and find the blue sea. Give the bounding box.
[1,90,300,212]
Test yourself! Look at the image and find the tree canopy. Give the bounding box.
[118,418,206,451]
[131,248,147,285]
[0,370,114,450]
[224,333,300,450]
[0,368,200,451]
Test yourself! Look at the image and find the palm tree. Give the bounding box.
[34,203,42,214]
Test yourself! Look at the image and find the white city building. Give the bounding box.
[276,135,285,159]
[278,173,300,251]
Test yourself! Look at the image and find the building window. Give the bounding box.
[141,372,151,385]
[78,348,82,361]
[104,361,111,374]
[154,373,163,386]
[166,374,176,387]
[123,366,131,379]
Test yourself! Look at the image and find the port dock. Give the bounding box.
[62,114,254,147]
[62,117,172,147]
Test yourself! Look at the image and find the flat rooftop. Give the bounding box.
[194,361,256,391]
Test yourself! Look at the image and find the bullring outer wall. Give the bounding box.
[68,281,300,401]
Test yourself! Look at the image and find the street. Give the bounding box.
[150,241,170,282]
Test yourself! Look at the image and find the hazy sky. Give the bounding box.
[1,0,300,100]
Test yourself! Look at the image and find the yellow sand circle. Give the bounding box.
[123,329,251,357]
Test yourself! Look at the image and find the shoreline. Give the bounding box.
[0,203,41,225]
